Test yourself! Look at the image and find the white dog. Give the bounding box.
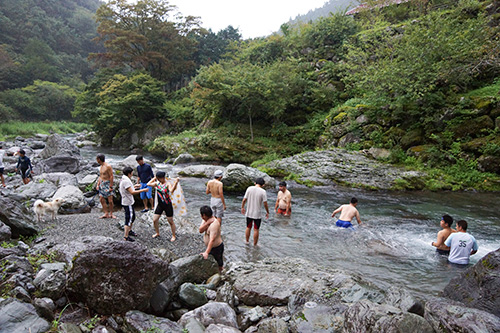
[33,198,65,222]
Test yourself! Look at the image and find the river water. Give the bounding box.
[80,145,500,298]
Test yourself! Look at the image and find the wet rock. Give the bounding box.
[178,165,226,178]
[290,302,346,333]
[124,310,182,332]
[205,324,242,333]
[424,297,500,332]
[385,286,425,317]
[0,244,26,259]
[91,325,116,333]
[174,153,196,165]
[222,164,275,192]
[0,221,11,241]
[344,299,434,333]
[179,302,238,329]
[33,297,56,321]
[2,254,34,275]
[178,283,209,309]
[442,248,500,316]
[67,241,169,315]
[52,185,86,210]
[33,262,67,299]
[0,298,51,333]
[0,194,38,238]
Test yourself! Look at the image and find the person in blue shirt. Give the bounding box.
[15,149,33,185]
[444,220,478,265]
[136,155,154,212]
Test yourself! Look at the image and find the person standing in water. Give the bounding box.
[241,177,269,246]
[444,220,478,265]
[431,214,456,255]
[275,181,291,216]
[147,171,179,241]
[206,170,226,223]
[331,197,362,228]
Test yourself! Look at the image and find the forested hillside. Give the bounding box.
[287,0,358,25]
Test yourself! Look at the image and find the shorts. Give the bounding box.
[277,207,290,215]
[0,168,4,175]
[246,217,262,230]
[210,242,224,267]
[436,249,450,255]
[154,201,173,217]
[140,183,152,200]
[123,205,135,226]
[99,180,113,198]
[211,197,224,219]
[20,168,31,179]
[336,220,353,228]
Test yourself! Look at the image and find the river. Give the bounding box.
[80,144,500,299]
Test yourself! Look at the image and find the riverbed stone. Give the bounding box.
[0,194,38,238]
[344,299,434,333]
[34,172,78,187]
[290,302,346,333]
[174,153,196,165]
[17,180,57,201]
[179,282,209,309]
[112,155,155,175]
[254,318,288,333]
[0,221,12,241]
[385,286,425,317]
[39,134,81,159]
[38,155,81,174]
[424,296,500,332]
[78,174,98,191]
[52,185,86,210]
[33,297,56,321]
[48,236,113,268]
[178,165,226,178]
[125,310,182,332]
[205,324,242,333]
[442,248,500,316]
[179,302,239,329]
[33,262,67,299]
[222,164,275,192]
[67,240,169,315]
[0,298,51,333]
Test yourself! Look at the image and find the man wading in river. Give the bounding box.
[331,197,362,228]
[241,178,269,246]
[431,214,456,255]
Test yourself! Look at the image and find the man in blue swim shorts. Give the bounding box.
[331,197,362,228]
[136,155,154,212]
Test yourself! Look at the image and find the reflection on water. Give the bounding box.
[78,143,500,298]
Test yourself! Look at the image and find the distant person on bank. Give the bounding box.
[206,170,226,223]
[331,197,362,229]
[15,149,33,185]
[275,181,291,216]
[119,167,149,242]
[444,220,478,265]
[431,214,456,255]
[136,155,154,212]
[0,145,5,187]
[96,154,116,219]
[147,171,179,241]
[199,206,224,272]
[241,177,270,246]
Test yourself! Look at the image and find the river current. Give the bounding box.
[81,145,500,298]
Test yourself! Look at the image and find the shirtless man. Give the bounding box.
[331,197,362,228]
[275,181,291,216]
[96,154,116,219]
[199,206,224,272]
[206,170,226,223]
[431,214,456,255]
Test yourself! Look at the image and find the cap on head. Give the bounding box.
[255,177,265,186]
[214,170,223,178]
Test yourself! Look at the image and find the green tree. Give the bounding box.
[91,0,200,84]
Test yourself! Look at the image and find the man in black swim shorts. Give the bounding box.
[199,206,224,272]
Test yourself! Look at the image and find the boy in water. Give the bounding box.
[332,197,362,228]
[431,214,456,255]
[206,170,226,223]
[199,206,224,272]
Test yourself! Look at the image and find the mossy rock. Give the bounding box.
[401,128,424,150]
[327,123,349,139]
[478,155,500,174]
[332,112,348,124]
[362,124,383,136]
[407,145,433,161]
[470,96,496,114]
[383,127,405,144]
[450,115,494,138]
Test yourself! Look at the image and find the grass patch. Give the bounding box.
[0,121,90,140]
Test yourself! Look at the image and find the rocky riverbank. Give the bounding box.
[1,133,500,332]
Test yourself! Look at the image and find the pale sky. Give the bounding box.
[169,0,329,39]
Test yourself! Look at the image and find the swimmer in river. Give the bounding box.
[331,197,362,228]
[431,214,456,255]
[206,170,226,224]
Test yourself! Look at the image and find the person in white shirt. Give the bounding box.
[444,220,478,265]
[120,167,149,242]
[241,177,269,246]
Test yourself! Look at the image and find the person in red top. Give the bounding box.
[147,171,179,242]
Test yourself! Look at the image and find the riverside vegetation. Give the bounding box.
[2,0,500,191]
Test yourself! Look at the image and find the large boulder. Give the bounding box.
[0,194,38,238]
[125,310,182,332]
[344,299,434,333]
[179,302,238,329]
[149,255,219,315]
[38,134,82,174]
[222,164,275,192]
[34,172,78,187]
[78,174,98,191]
[112,155,155,175]
[52,185,86,210]
[179,282,209,309]
[17,180,58,201]
[39,134,80,159]
[174,153,196,165]
[0,298,51,333]
[424,297,500,332]
[442,248,500,316]
[48,236,113,268]
[0,221,12,242]
[178,165,226,178]
[67,241,169,314]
